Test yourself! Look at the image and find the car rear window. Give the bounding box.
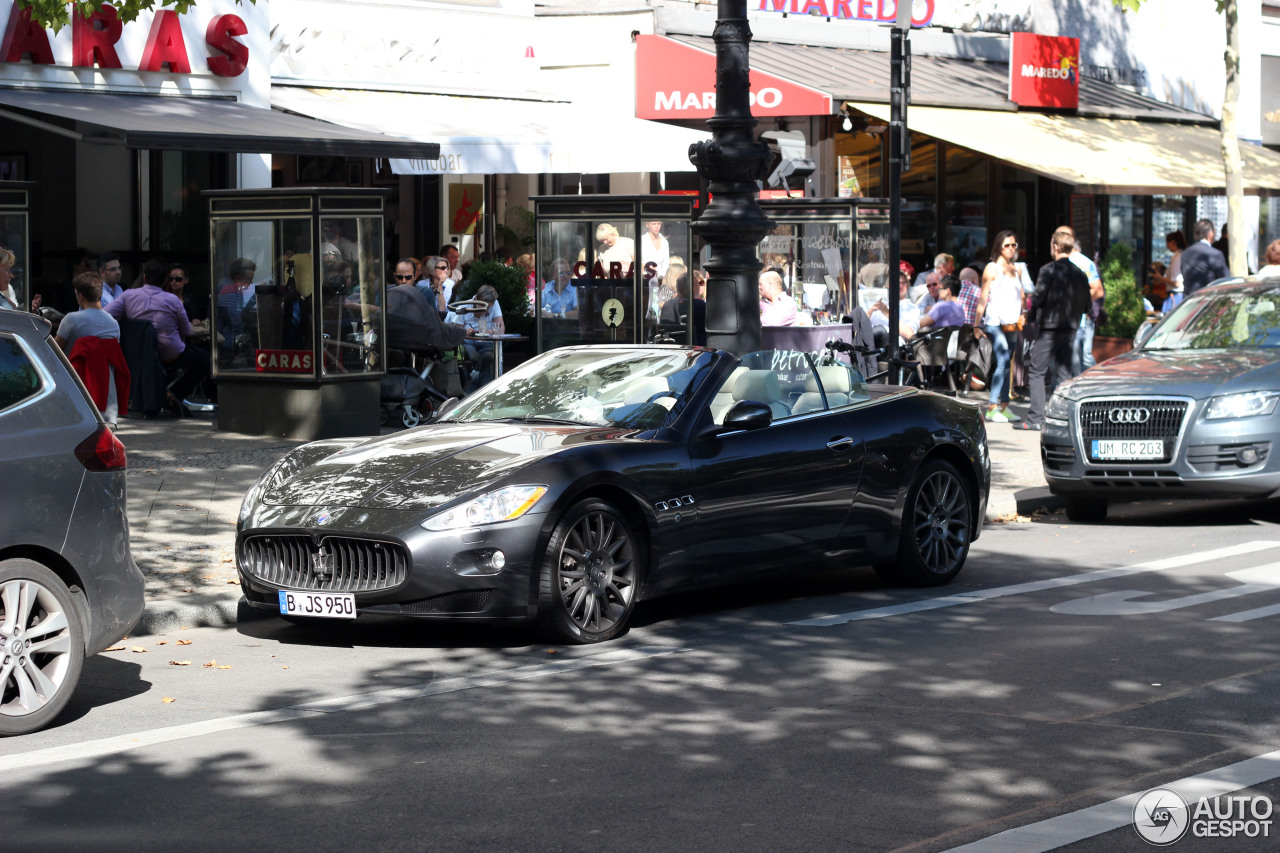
[0,335,42,411]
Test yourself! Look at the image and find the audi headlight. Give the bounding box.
[1046,392,1070,421]
[1205,391,1280,420]
[422,485,548,531]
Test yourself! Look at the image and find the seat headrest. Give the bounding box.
[804,365,854,394]
[733,369,781,402]
[716,366,748,397]
[623,376,671,405]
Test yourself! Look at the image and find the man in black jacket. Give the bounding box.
[1182,218,1232,295]
[1022,231,1092,430]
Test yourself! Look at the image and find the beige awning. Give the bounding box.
[848,102,1280,195]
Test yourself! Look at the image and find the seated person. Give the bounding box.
[868,261,922,347]
[107,259,213,412]
[542,260,579,318]
[55,272,128,424]
[461,285,505,393]
[658,273,707,346]
[917,275,967,330]
[758,269,797,327]
[385,279,466,357]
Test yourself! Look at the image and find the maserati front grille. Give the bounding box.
[239,534,408,592]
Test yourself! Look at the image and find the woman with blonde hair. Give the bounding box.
[652,255,687,317]
[0,245,17,308]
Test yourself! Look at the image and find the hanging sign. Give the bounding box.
[1008,32,1079,110]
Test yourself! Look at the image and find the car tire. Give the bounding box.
[0,559,86,736]
[875,459,973,587]
[1065,496,1107,523]
[536,499,641,644]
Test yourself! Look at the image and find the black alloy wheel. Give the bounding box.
[875,459,973,587]
[537,499,641,644]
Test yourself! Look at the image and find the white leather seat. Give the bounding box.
[792,365,858,415]
[732,369,791,420]
[710,366,749,424]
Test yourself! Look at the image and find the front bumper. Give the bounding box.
[237,502,550,623]
[1042,398,1280,500]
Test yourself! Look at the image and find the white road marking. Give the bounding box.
[1051,562,1280,616]
[0,646,685,773]
[1210,601,1280,622]
[789,540,1280,626]
[943,746,1280,852]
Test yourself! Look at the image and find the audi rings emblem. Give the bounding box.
[1107,407,1151,424]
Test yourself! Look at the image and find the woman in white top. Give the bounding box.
[1152,230,1187,296]
[974,230,1026,423]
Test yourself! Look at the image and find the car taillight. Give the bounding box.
[74,424,128,471]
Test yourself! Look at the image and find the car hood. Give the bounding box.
[1062,348,1280,400]
[263,422,634,511]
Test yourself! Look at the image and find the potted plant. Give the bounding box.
[1093,242,1146,362]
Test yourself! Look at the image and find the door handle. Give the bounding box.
[826,436,856,451]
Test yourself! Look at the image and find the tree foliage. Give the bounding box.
[17,1,254,33]
[453,260,533,337]
[1096,242,1146,339]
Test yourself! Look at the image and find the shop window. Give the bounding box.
[762,218,856,322]
[1151,195,1187,269]
[942,146,989,270]
[997,165,1038,269]
[833,130,883,198]
[1109,194,1145,283]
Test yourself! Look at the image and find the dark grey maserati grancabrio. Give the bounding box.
[237,345,989,643]
[1044,278,1280,521]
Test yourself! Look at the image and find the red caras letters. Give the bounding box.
[0,5,249,77]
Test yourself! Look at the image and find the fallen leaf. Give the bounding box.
[156,641,168,646]
[220,557,233,564]
[546,649,559,655]
[226,579,240,585]
[200,576,216,581]
[176,639,192,646]
[104,645,125,652]
[168,660,191,666]
[282,665,289,670]
[162,697,176,703]
[132,646,148,653]
[217,664,232,670]
[202,659,217,668]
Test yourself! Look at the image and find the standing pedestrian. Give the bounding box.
[1181,219,1232,296]
[974,230,1026,423]
[1021,231,1091,431]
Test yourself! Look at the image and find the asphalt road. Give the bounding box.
[5,498,1280,852]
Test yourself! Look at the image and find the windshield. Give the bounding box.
[447,348,714,428]
[1144,287,1280,350]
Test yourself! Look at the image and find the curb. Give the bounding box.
[985,486,1065,522]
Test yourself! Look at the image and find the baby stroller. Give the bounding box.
[380,347,456,429]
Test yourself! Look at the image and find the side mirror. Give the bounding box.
[1134,320,1158,348]
[722,400,773,432]
[433,397,461,421]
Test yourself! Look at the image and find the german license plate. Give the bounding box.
[1092,439,1164,460]
[278,590,356,619]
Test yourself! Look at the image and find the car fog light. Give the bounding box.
[487,550,506,570]
[1238,447,1260,465]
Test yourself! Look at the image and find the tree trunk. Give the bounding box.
[1221,0,1248,275]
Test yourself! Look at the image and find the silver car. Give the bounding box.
[1043,278,1280,522]
[0,310,144,735]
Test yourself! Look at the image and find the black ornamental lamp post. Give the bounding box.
[689,0,774,355]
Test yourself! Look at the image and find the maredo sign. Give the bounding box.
[1008,32,1079,110]
[0,2,250,76]
[636,35,830,120]
[755,0,935,27]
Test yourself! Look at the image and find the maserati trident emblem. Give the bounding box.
[312,545,333,582]
[1108,407,1151,424]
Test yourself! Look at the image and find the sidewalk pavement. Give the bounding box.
[121,400,1059,636]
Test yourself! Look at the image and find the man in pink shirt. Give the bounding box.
[758,269,797,327]
[106,259,213,413]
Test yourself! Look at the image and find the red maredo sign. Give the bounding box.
[255,350,314,374]
[1,4,249,76]
[755,0,935,26]
[1008,32,1079,110]
[636,35,830,120]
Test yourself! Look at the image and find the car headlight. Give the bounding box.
[238,452,308,524]
[1205,391,1280,420]
[1046,392,1070,421]
[422,485,548,531]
